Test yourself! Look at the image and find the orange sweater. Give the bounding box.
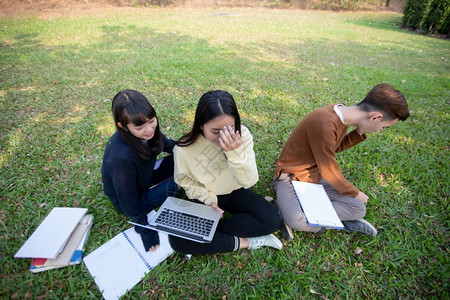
[275,104,366,197]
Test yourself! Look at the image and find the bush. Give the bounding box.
[421,0,450,34]
[402,0,450,35]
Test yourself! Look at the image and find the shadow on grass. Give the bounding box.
[344,13,404,31]
[1,15,448,221]
[0,15,448,298]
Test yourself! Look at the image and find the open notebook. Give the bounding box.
[83,211,173,300]
[291,180,344,229]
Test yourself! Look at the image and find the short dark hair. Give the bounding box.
[357,83,410,121]
[177,90,241,147]
[112,89,163,159]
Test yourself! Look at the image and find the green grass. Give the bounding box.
[1,7,449,299]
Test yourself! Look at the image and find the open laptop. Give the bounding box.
[130,196,221,243]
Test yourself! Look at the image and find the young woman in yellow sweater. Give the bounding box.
[169,90,283,255]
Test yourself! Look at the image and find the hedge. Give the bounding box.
[402,0,450,35]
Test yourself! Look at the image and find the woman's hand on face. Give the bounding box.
[218,126,243,152]
[210,202,224,215]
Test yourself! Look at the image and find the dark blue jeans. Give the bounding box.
[141,156,178,212]
[141,177,178,212]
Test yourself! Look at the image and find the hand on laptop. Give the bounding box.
[210,202,224,215]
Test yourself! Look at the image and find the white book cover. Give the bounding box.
[83,211,173,300]
[15,207,88,259]
[291,180,344,229]
[29,214,94,273]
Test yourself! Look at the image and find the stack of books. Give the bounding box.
[14,207,93,273]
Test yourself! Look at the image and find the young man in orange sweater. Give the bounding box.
[273,83,410,241]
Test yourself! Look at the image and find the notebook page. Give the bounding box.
[122,227,173,269]
[83,211,173,300]
[291,181,344,229]
[83,233,149,300]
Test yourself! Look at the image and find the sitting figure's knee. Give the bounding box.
[356,203,367,219]
[284,213,321,233]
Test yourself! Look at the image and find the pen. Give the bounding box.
[127,221,152,229]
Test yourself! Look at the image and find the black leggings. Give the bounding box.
[168,188,282,255]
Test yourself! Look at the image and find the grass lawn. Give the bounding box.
[1,6,449,299]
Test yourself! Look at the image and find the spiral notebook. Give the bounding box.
[83,211,173,300]
[291,180,344,229]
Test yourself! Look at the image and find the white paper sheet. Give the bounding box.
[291,181,344,229]
[15,207,88,259]
[83,211,173,300]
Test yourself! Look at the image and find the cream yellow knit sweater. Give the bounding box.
[174,126,258,205]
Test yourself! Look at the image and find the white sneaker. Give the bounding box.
[248,234,283,250]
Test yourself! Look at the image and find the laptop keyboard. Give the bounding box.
[154,208,214,237]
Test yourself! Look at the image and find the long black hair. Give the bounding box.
[112,89,164,159]
[178,90,241,147]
